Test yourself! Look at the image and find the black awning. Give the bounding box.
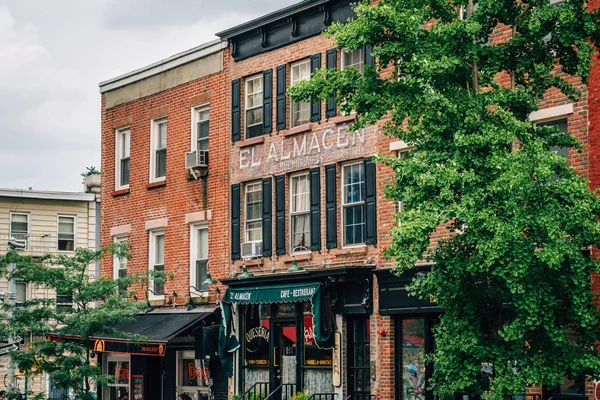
[375,267,441,315]
[112,307,217,342]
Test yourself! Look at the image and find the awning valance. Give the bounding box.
[222,282,320,304]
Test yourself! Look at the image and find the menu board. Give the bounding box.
[132,375,144,400]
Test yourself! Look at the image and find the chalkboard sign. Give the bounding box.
[132,375,144,400]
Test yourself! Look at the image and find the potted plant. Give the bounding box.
[81,166,101,191]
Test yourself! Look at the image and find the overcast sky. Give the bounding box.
[0,0,296,192]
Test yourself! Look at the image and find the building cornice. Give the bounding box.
[98,39,227,94]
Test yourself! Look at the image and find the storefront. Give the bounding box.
[376,267,440,400]
[219,268,373,399]
[90,306,225,400]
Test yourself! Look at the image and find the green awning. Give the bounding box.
[222,282,320,304]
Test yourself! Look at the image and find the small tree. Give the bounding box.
[290,0,600,398]
[0,244,163,400]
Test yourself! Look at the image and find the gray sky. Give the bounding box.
[0,0,296,192]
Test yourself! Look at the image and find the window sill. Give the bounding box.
[239,136,265,148]
[146,180,166,189]
[333,245,368,256]
[280,252,312,262]
[332,114,356,124]
[111,188,130,197]
[281,124,311,137]
[234,258,263,267]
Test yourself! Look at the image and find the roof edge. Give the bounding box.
[99,39,227,94]
[0,188,95,202]
[216,0,329,40]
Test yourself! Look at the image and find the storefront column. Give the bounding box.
[334,314,344,399]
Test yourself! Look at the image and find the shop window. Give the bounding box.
[177,350,211,399]
[302,302,332,367]
[290,59,311,127]
[245,182,263,243]
[243,304,271,366]
[290,173,310,252]
[342,162,365,246]
[57,215,75,251]
[105,355,129,400]
[245,75,263,138]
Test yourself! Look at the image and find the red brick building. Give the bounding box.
[98,40,231,400]
[97,0,600,399]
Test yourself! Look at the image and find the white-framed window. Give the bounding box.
[104,354,130,400]
[10,212,29,249]
[113,236,128,294]
[150,118,167,182]
[245,182,262,242]
[290,59,311,127]
[177,350,210,399]
[342,162,366,247]
[193,106,209,153]
[56,290,73,312]
[57,215,75,251]
[15,282,27,305]
[149,230,165,296]
[190,225,208,291]
[115,127,130,190]
[245,75,263,138]
[290,173,310,252]
[341,48,364,74]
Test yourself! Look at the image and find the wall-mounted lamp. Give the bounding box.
[288,246,308,273]
[202,260,217,286]
[378,327,386,337]
[238,262,254,279]
[187,285,221,311]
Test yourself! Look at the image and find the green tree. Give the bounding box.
[290,0,600,398]
[0,244,163,400]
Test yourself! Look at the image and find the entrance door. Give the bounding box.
[272,320,297,399]
[348,317,371,400]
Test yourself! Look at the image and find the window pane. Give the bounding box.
[246,108,263,126]
[343,164,365,204]
[244,304,270,366]
[196,259,208,290]
[291,214,310,250]
[155,234,164,264]
[292,101,310,127]
[158,122,167,148]
[291,175,310,213]
[107,361,130,385]
[198,120,209,139]
[153,265,164,295]
[58,217,74,233]
[121,130,130,158]
[156,148,166,178]
[344,205,365,245]
[343,48,364,74]
[197,228,208,259]
[120,158,130,186]
[15,283,26,304]
[11,214,28,240]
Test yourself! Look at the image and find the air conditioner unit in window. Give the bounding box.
[241,241,262,258]
[185,149,209,169]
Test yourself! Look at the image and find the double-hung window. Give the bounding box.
[342,163,366,246]
[56,290,73,312]
[290,60,311,127]
[192,226,208,291]
[113,236,128,293]
[57,215,75,251]
[245,182,262,242]
[290,173,310,252]
[151,119,167,181]
[150,230,165,296]
[195,107,209,157]
[116,128,130,189]
[10,212,29,248]
[245,75,263,138]
[341,48,364,74]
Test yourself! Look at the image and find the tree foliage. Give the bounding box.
[290,0,600,398]
[0,245,163,400]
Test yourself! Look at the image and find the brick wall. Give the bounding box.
[100,50,231,304]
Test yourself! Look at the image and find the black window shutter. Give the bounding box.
[363,157,377,245]
[262,177,273,257]
[325,164,338,249]
[325,49,337,118]
[276,65,287,131]
[364,44,375,69]
[262,69,273,134]
[231,184,241,260]
[275,175,286,255]
[309,53,322,122]
[231,79,241,142]
[309,167,321,251]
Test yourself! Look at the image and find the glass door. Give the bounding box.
[272,320,297,399]
[348,317,371,400]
